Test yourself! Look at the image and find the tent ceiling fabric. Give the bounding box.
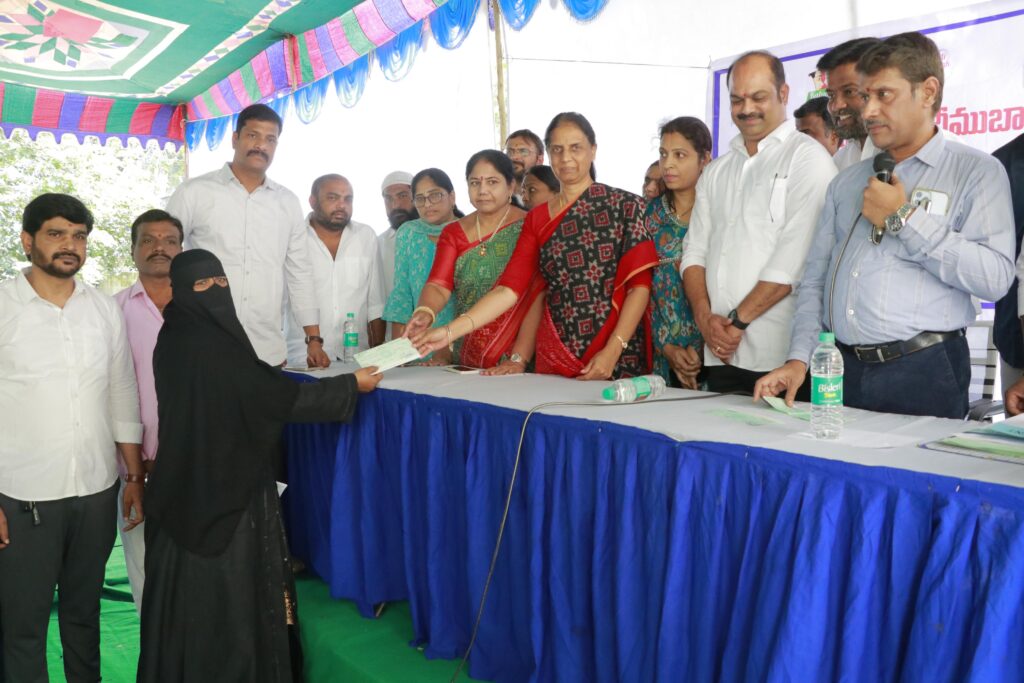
[0,0,375,100]
[0,0,608,147]
[0,0,446,145]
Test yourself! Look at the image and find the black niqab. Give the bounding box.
[168,248,254,357]
[147,249,357,556]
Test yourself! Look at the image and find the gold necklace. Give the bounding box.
[475,204,512,256]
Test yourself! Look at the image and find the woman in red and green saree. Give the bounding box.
[413,112,659,381]
[403,150,545,374]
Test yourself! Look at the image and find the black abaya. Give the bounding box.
[137,250,360,682]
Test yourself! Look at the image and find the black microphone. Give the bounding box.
[869,151,896,244]
[873,151,895,183]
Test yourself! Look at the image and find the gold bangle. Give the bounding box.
[445,325,454,352]
[614,334,628,349]
[459,312,476,331]
[412,305,437,325]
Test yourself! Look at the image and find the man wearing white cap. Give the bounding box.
[378,171,417,302]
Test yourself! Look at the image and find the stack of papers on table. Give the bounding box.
[923,413,1024,464]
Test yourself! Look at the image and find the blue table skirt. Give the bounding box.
[283,387,1024,683]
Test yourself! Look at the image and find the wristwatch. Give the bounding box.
[884,202,915,234]
[304,334,324,345]
[727,308,750,330]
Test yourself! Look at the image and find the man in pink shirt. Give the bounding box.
[114,209,182,612]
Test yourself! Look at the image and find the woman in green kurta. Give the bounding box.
[381,168,464,362]
[646,116,712,388]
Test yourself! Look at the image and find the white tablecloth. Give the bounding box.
[298,364,1024,489]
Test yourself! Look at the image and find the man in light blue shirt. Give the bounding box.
[754,32,1015,418]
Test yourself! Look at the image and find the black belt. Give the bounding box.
[836,329,965,364]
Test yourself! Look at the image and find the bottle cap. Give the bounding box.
[601,385,617,401]
[819,331,835,343]
[347,312,355,318]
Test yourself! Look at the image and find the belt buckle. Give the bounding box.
[853,344,886,363]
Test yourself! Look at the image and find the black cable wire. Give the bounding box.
[449,391,728,682]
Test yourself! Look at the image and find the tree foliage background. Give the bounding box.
[1,129,185,292]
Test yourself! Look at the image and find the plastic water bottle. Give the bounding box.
[343,313,358,362]
[602,375,667,403]
[810,331,844,439]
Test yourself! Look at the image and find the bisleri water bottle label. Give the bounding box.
[811,376,843,406]
[344,333,358,347]
[633,376,652,399]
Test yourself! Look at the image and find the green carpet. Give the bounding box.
[43,541,482,682]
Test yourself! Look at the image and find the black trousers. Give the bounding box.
[840,335,970,419]
[0,482,118,683]
[705,364,811,402]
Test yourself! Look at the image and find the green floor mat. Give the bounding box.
[42,541,482,682]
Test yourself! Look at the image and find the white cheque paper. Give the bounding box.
[354,337,422,374]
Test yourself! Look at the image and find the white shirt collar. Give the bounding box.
[729,119,794,157]
[15,269,83,304]
[216,162,279,191]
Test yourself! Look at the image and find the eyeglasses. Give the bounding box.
[413,190,448,207]
[193,276,229,291]
[505,146,534,158]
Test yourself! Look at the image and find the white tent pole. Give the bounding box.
[491,0,508,145]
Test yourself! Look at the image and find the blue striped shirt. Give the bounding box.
[789,129,1016,364]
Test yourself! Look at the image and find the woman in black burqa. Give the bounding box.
[137,249,380,682]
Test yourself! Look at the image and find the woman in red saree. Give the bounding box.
[403,150,545,373]
[414,112,659,381]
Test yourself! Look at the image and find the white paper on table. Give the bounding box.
[354,337,422,374]
[794,427,923,449]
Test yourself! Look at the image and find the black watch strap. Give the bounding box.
[305,335,324,345]
[727,308,749,330]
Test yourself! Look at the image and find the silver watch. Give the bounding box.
[884,202,915,234]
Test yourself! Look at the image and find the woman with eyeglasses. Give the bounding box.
[403,150,545,374]
[381,168,464,361]
[414,112,659,381]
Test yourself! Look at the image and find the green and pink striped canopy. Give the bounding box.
[0,0,447,147]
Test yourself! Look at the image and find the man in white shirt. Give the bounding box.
[166,103,329,368]
[285,174,386,365]
[0,193,146,682]
[378,170,416,304]
[681,51,837,395]
[818,37,882,171]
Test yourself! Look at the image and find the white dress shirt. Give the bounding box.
[167,163,318,365]
[286,218,386,364]
[0,273,142,501]
[832,136,878,172]
[681,121,838,372]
